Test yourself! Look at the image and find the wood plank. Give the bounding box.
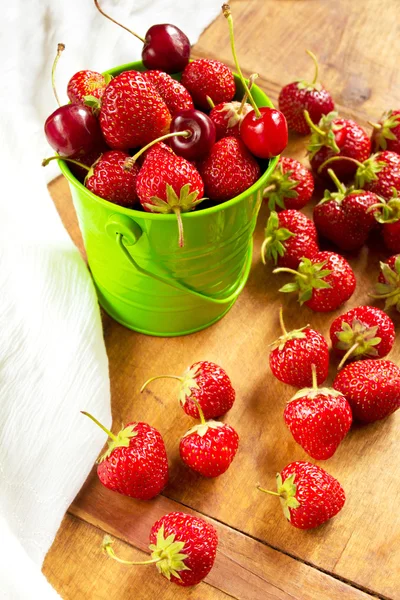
[68,475,377,600]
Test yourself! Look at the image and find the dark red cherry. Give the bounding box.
[44,104,102,157]
[240,107,288,159]
[170,109,216,160]
[142,24,190,73]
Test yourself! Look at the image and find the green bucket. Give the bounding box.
[59,61,278,336]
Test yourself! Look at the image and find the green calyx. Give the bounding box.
[273,257,332,305]
[178,364,201,406]
[336,318,382,369]
[368,190,400,224]
[183,420,224,438]
[258,474,301,521]
[288,363,343,402]
[263,163,299,211]
[269,306,309,351]
[371,257,400,312]
[306,111,341,160]
[296,50,322,92]
[83,94,102,116]
[98,424,138,463]
[260,211,294,265]
[149,525,190,581]
[354,154,386,188]
[144,183,205,248]
[317,168,363,207]
[372,110,400,151]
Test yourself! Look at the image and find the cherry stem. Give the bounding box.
[306,50,319,85]
[303,109,325,136]
[94,0,146,43]
[327,168,346,194]
[338,342,360,370]
[81,411,118,442]
[52,43,65,107]
[273,267,308,281]
[103,540,160,566]
[238,73,258,114]
[124,131,191,171]
[311,364,318,390]
[279,306,287,336]
[222,4,261,119]
[318,155,363,174]
[188,397,207,425]
[173,207,185,248]
[42,156,91,171]
[257,485,281,497]
[260,237,272,265]
[140,375,183,393]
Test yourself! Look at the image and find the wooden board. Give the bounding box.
[43,1,400,598]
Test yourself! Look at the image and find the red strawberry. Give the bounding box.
[269,308,329,387]
[258,461,345,529]
[284,365,352,459]
[263,157,314,211]
[313,168,379,251]
[372,255,400,313]
[333,359,400,423]
[142,70,194,115]
[68,142,109,182]
[198,137,260,202]
[353,151,400,199]
[103,511,218,586]
[274,251,356,312]
[306,111,371,180]
[81,412,168,500]
[278,51,334,135]
[135,145,205,247]
[330,306,395,369]
[67,70,111,110]
[83,150,139,207]
[210,100,253,140]
[368,190,400,253]
[181,59,235,110]
[141,361,235,420]
[180,411,239,478]
[261,210,319,269]
[99,70,171,149]
[371,110,400,154]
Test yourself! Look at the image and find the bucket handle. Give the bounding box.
[114,231,252,306]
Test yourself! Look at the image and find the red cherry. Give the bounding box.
[44,104,102,157]
[142,24,190,73]
[240,108,288,159]
[170,109,216,160]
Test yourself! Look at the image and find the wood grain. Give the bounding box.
[44,1,400,598]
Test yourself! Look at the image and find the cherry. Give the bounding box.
[170,109,216,160]
[240,107,288,159]
[94,1,190,74]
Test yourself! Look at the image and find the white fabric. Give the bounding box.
[0,0,220,597]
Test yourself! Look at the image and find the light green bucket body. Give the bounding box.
[60,62,278,336]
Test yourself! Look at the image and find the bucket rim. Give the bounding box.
[58,61,279,221]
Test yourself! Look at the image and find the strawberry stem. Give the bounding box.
[206,95,215,109]
[52,43,65,107]
[42,155,91,171]
[327,168,346,194]
[263,184,276,195]
[368,120,381,130]
[81,411,118,442]
[124,131,191,171]
[260,237,273,265]
[279,306,287,336]
[188,397,207,425]
[318,155,363,174]
[303,110,325,136]
[94,0,146,43]
[311,364,318,390]
[173,206,185,248]
[140,375,183,393]
[273,267,308,281]
[257,485,281,497]
[337,342,360,370]
[222,4,261,119]
[103,537,160,566]
[306,50,319,85]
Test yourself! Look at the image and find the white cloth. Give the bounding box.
[0,0,220,597]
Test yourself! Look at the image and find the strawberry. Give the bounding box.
[198,137,260,202]
[210,100,253,140]
[330,306,395,369]
[306,111,371,180]
[313,168,379,251]
[353,151,400,199]
[141,361,235,420]
[142,70,194,115]
[181,59,235,110]
[99,70,171,149]
[261,210,319,269]
[67,70,111,111]
[372,255,400,312]
[135,145,205,247]
[68,142,110,182]
[83,150,139,207]
[371,110,400,154]
[278,51,334,135]
[284,365,352,460]
[103,511,218,586]
[368,190,400,253]
[81,412,168,500]
[333,359,400,423]
[274,251,356,312]
[258,461,345,529]
[180,405,239,478]
[269,308,329,388]
[263,157,314,211]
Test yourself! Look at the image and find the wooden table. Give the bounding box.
[43,1,400,598]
